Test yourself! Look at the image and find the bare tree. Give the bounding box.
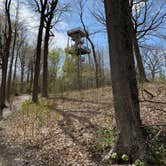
[78,0,100,88]
[142,46,165,80]
[131,0,166,81]
[92,0,166,82]
[7,0,20,98]
[12,28,25,94]
[42,0,58,97]
[104,0,146,162]
[19,43,27,93]
[0,0,12,119]
[32,0,48,102]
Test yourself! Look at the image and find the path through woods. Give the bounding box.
[0,95,30,166]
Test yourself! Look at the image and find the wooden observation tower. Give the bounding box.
[66,27,91,90]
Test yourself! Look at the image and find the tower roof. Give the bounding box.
[67,27,86,39]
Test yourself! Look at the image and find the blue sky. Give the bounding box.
[1,0,166,49]
[1,0,165,68]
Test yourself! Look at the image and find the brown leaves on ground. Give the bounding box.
[1,83,166,166]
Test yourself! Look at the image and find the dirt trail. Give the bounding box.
[0,95,30,166]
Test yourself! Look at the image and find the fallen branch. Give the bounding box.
[143,88,155,98]
[155,108,166,113]
[140,99,166,105]
[142,124,166,127]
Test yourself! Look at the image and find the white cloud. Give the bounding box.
[20,3,69,49]
[0,0,69,49]
[132,1,145,14]
[50,31,68,49]
[18,2,39,43]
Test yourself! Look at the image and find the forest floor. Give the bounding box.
[0,83,165,166]
[0,95,30,166]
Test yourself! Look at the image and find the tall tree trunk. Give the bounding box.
[104,0,146,161]
[12,50,19,94]
[0,0,12,119]
[42,0,58,97]
[30,62,34,93]
[152,68,155,80]
[89,39,99,88]
[0,56,8,118]
[42,27,49,97]
[20,65,24,93]
[80,13,99,88]
[7,30,17,98]
[133,32,147,82]
[27,64,30,83]
[7,0,19,98]
[32,14,45,102]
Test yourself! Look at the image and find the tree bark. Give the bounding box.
[88,38,99,88]
[27,63,30,83]
[20,64,24,93]
[133,32,147,82]
[42,24,50,97]
[12,48,19,94]
[30,61,34,92]
[79,11,100,88]
[32,10,46,102]
[7,29,17,98]
[7,0,19,98]
[42,0,58,97]
[152,68,155,80]
[104,0,146,161]
[0,0,12,119]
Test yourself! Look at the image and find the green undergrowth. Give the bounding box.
[5,98,61,143]
[89,128,115,160]
[144,126,166,165]
[89,126,166,165]
[95,128,115,149]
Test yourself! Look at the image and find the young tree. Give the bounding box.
[104,0,146,161]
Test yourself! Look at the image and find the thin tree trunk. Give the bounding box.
[7,0,19,98]
[152,69,155,80]
[42,27,49,97]
[32,13,45,102]
[0,0,12,119]
[80,14,99,88]
[27,64,30,83]
[30,62,34,93]
[20,65,24,93]
[89,39,99,88]
[42,0,58,97]
[104,0,146,161]
[133,32,147,82]
[12,50,19,94]
[7,30,17,98]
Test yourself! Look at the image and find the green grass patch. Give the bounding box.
[90,128,115,153]
[144,126,166,165]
